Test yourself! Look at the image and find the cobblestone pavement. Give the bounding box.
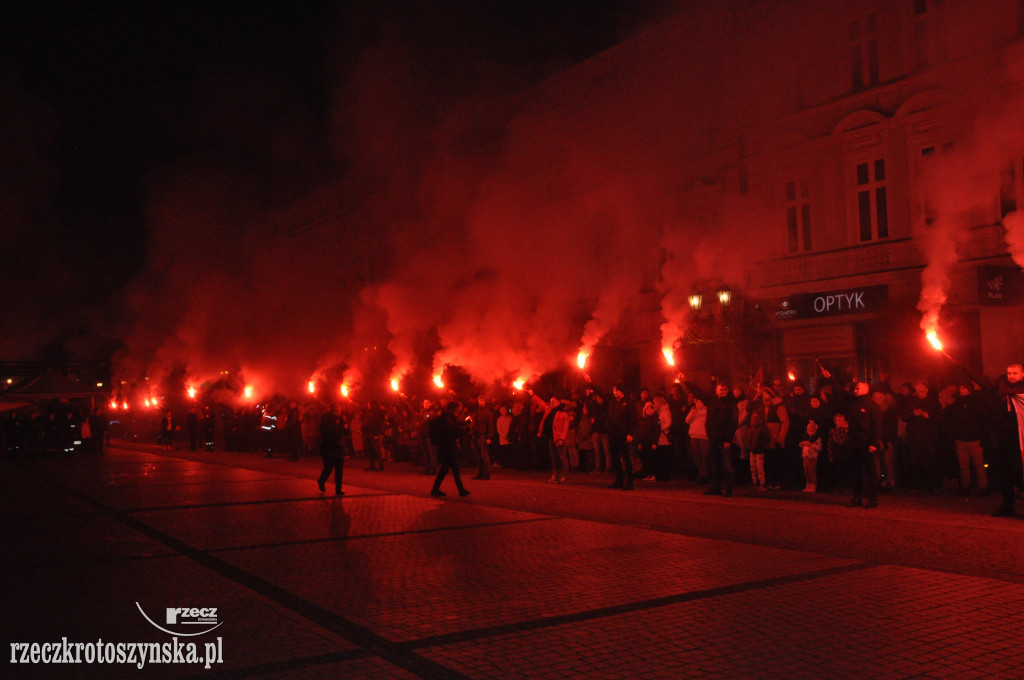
[3,444,1024,679]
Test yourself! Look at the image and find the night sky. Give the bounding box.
[1,1,670,368]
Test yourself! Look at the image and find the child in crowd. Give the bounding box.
[826,412,850,493]
[799,419,822,492]
[746,398,770,490]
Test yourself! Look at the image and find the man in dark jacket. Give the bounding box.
[607,383,637,490]
[431,402,471,498]
[686,379,738,496]
[471,396,496,480]
[317,405,348,496]
[947,381,991,495]
[991,363,1024,517]
[823,369,882,507]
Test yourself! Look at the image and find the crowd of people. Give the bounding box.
[0,406,106,457]
[4,362,1022,517]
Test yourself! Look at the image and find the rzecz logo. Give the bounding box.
[136,603,223,636]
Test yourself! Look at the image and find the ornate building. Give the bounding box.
[528,0,1024,386]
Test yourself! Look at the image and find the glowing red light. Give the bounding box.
[926,330,943,352]
[308,380,316,394]
[662,348,675,367]
[340,383,350,398]
[243,385,254,399]
[187,386,196,399]
[512,378,525,391]
[577,351,589,370]
[432,374,444,389]
[391,378,400,392]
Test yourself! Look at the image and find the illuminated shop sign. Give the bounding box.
[775,285,888,320]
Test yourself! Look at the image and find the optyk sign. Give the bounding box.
[775,285,887,320]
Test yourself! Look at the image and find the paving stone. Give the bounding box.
[419,564,1024,680]
[220,518,856,642]
[5,444,1024,680]
[136,494,545,551]
[2,556,355,679]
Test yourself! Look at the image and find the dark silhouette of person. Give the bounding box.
[317,405,348,496]
[430,401,470,497]
[992,363,1024,517]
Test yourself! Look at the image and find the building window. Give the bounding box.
[913,0,946,68]
[785,180,812,253]
[917,143,952,224]
[850,13,879,90]
[1001,157,1024,218]
[697,212,720,232]
[856,159,888,241]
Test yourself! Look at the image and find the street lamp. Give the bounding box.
[717,286,732,306]
[688,292,703,312]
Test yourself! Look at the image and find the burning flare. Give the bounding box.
[512,378,525,391]
[243,385,254,400]
[432,374,445,389]
[926,330,943,352]
[576,351,589,370]
[340,383,350,398]
[187,386,196,399]
[390,378,401,392]
[308,380,316,394]
[662,347,675,367]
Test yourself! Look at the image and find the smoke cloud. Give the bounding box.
[105,2,779,400]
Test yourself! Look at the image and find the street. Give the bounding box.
[3,444,1023,679]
